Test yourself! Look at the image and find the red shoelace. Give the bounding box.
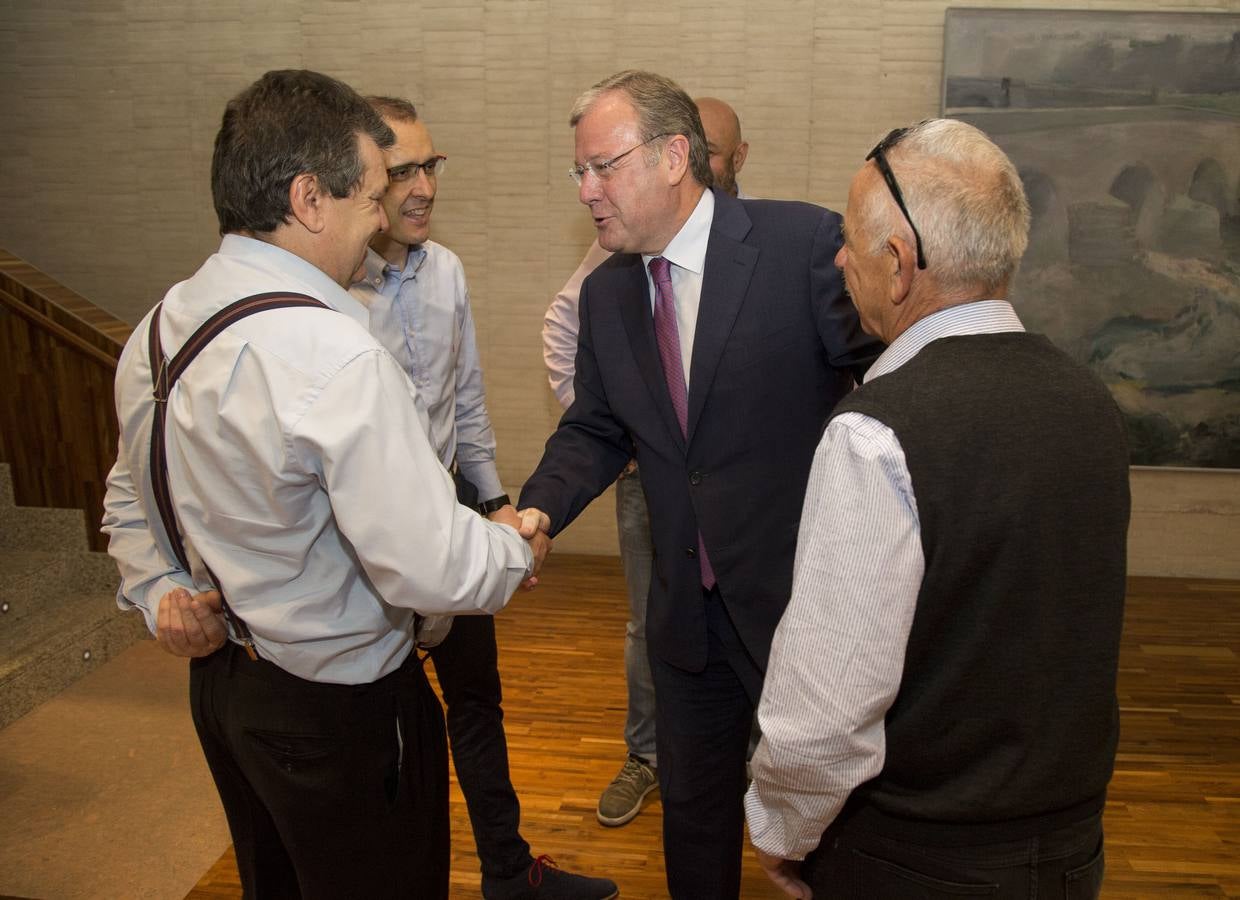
[528,854,559,887]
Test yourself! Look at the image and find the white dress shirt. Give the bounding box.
[351,242,503,501]
[102,235,532,684]
[743,300,1026,859]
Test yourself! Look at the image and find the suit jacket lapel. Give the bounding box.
[617,254,687,453]
[686,191,757,441]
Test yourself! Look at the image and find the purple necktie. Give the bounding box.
[649,256,716,590]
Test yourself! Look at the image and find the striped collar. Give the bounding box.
[865,300,1025,383]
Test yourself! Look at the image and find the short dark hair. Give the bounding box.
[570,70,713,188]
[211,70,395,235]
[365,95,419,124]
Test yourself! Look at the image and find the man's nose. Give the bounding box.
[411,168,435,193]
[578,170,602,206]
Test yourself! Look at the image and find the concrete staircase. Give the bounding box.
[0,463,148,729]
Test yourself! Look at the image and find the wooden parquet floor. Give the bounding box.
[185,559,1240,899]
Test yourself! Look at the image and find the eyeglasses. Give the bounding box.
[387,155,447,183]
[569,133,669,186]
[865,128,927,270]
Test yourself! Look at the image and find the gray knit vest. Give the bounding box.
[831,331,1130,844]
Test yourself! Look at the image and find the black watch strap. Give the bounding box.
[478,494,511,515]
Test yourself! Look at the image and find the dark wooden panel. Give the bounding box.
[0,247,133,552]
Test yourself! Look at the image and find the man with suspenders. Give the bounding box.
[103,70,546,898]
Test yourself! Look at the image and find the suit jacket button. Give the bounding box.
[685,547,696,558]
[689,471,702,485]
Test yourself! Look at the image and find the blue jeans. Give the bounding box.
[615,466,657,764]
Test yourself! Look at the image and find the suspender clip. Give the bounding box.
[153,356,171,404]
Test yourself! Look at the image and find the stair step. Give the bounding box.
[1,586,133,662]
[0,503,89,552]
[0,548,120,600]
[0,590,149,730]
[0,465,147,730]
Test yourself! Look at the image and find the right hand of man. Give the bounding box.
[516,506,551,539]
[514,507,553,590]
[156,587,227,657]
[520,529,553,591]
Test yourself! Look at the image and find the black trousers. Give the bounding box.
[190,642,450,900]
[427,613,532,879]
[804,811,1105,899]
[649,588,764,900]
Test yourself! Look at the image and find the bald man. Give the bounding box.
[695,97,749,198]
[542,96,751,829]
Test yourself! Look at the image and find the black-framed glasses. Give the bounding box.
[387,155,447,183]
[569,133,669,186]
[865,128,927,269]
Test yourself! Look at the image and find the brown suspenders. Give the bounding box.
[147,292,330,659]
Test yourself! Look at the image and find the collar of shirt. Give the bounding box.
[642,187,714,278]
[865,299,1025,383]
[220,233,370,330]
[360,244,428,292]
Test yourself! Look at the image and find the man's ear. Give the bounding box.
[664,134,691,186]
[888,235,917,306]
[732,141,750,176]
[288,173,328,234]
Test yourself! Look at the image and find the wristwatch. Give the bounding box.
[478,494,511,516]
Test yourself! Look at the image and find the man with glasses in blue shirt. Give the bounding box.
[353,95,616,900]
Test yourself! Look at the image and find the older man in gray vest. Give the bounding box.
[745,118,1129,900]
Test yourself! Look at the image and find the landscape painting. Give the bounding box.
[943,8,1240,468]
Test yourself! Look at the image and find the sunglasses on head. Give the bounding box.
[865,127,927,270]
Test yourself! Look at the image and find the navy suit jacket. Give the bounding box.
[521,189,882,672]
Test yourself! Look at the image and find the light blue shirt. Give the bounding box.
[745,300,1025,859]
[102,235,531,684]
[351,242,503,502]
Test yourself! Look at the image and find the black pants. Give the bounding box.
[649,588,764,899]
[427,613,531,880]
[804,811,1105,899]
[190,642,450,899]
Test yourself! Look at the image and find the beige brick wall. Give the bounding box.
[2,0,1236,569]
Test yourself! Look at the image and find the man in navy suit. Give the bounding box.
[517,70,882,898]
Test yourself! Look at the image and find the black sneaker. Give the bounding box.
[482,855,618,900]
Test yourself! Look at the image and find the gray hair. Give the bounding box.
[570,70,714,188]
[860,119,1030,292]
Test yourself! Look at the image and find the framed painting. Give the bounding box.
[942,8,1240,468]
